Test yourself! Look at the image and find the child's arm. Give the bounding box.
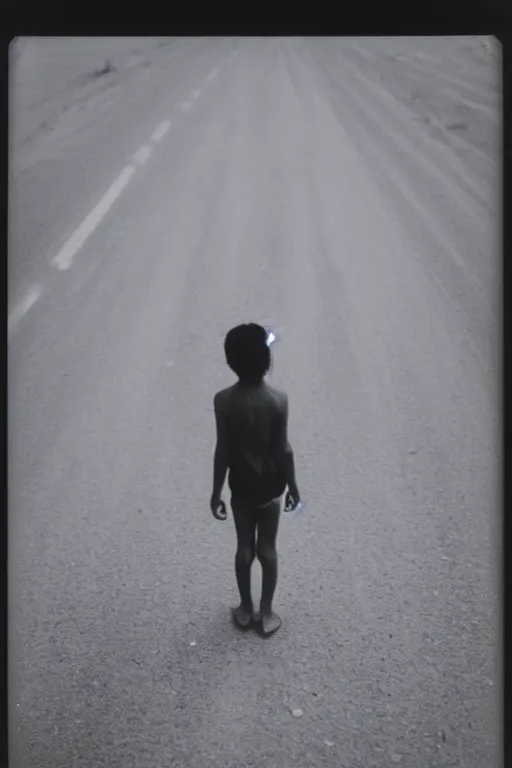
[211,392,229,515]
[274,394,300,501]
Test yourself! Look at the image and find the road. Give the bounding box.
[9,37,500,768]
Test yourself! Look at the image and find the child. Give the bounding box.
[210,323,300,637]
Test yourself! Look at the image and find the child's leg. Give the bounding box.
[255,498,282,635]
[231,500,258,625]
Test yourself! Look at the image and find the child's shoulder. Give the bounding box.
[265,384,288,409]
[214,385,236,408]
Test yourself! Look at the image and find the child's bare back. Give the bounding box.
[216,381,288,507]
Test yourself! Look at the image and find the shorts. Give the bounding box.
[228,468,286,509]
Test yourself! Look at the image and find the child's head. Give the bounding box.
[224,323,271,383]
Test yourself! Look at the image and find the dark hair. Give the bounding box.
[224,323,271,383]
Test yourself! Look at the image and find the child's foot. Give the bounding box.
[232,604,253,629]
[255,611,282,637]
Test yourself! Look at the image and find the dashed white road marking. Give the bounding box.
[181,101,191,111]
[134,145,153,166]
[8,285,42,338]
[52,165,136,271]
[191,89,201,100]
[206,67,219,82]
[152,120,171,143]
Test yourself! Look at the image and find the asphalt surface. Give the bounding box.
[9,38,500,768]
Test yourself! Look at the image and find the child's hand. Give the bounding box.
[210,496,227,521]
[284,485,300,512]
